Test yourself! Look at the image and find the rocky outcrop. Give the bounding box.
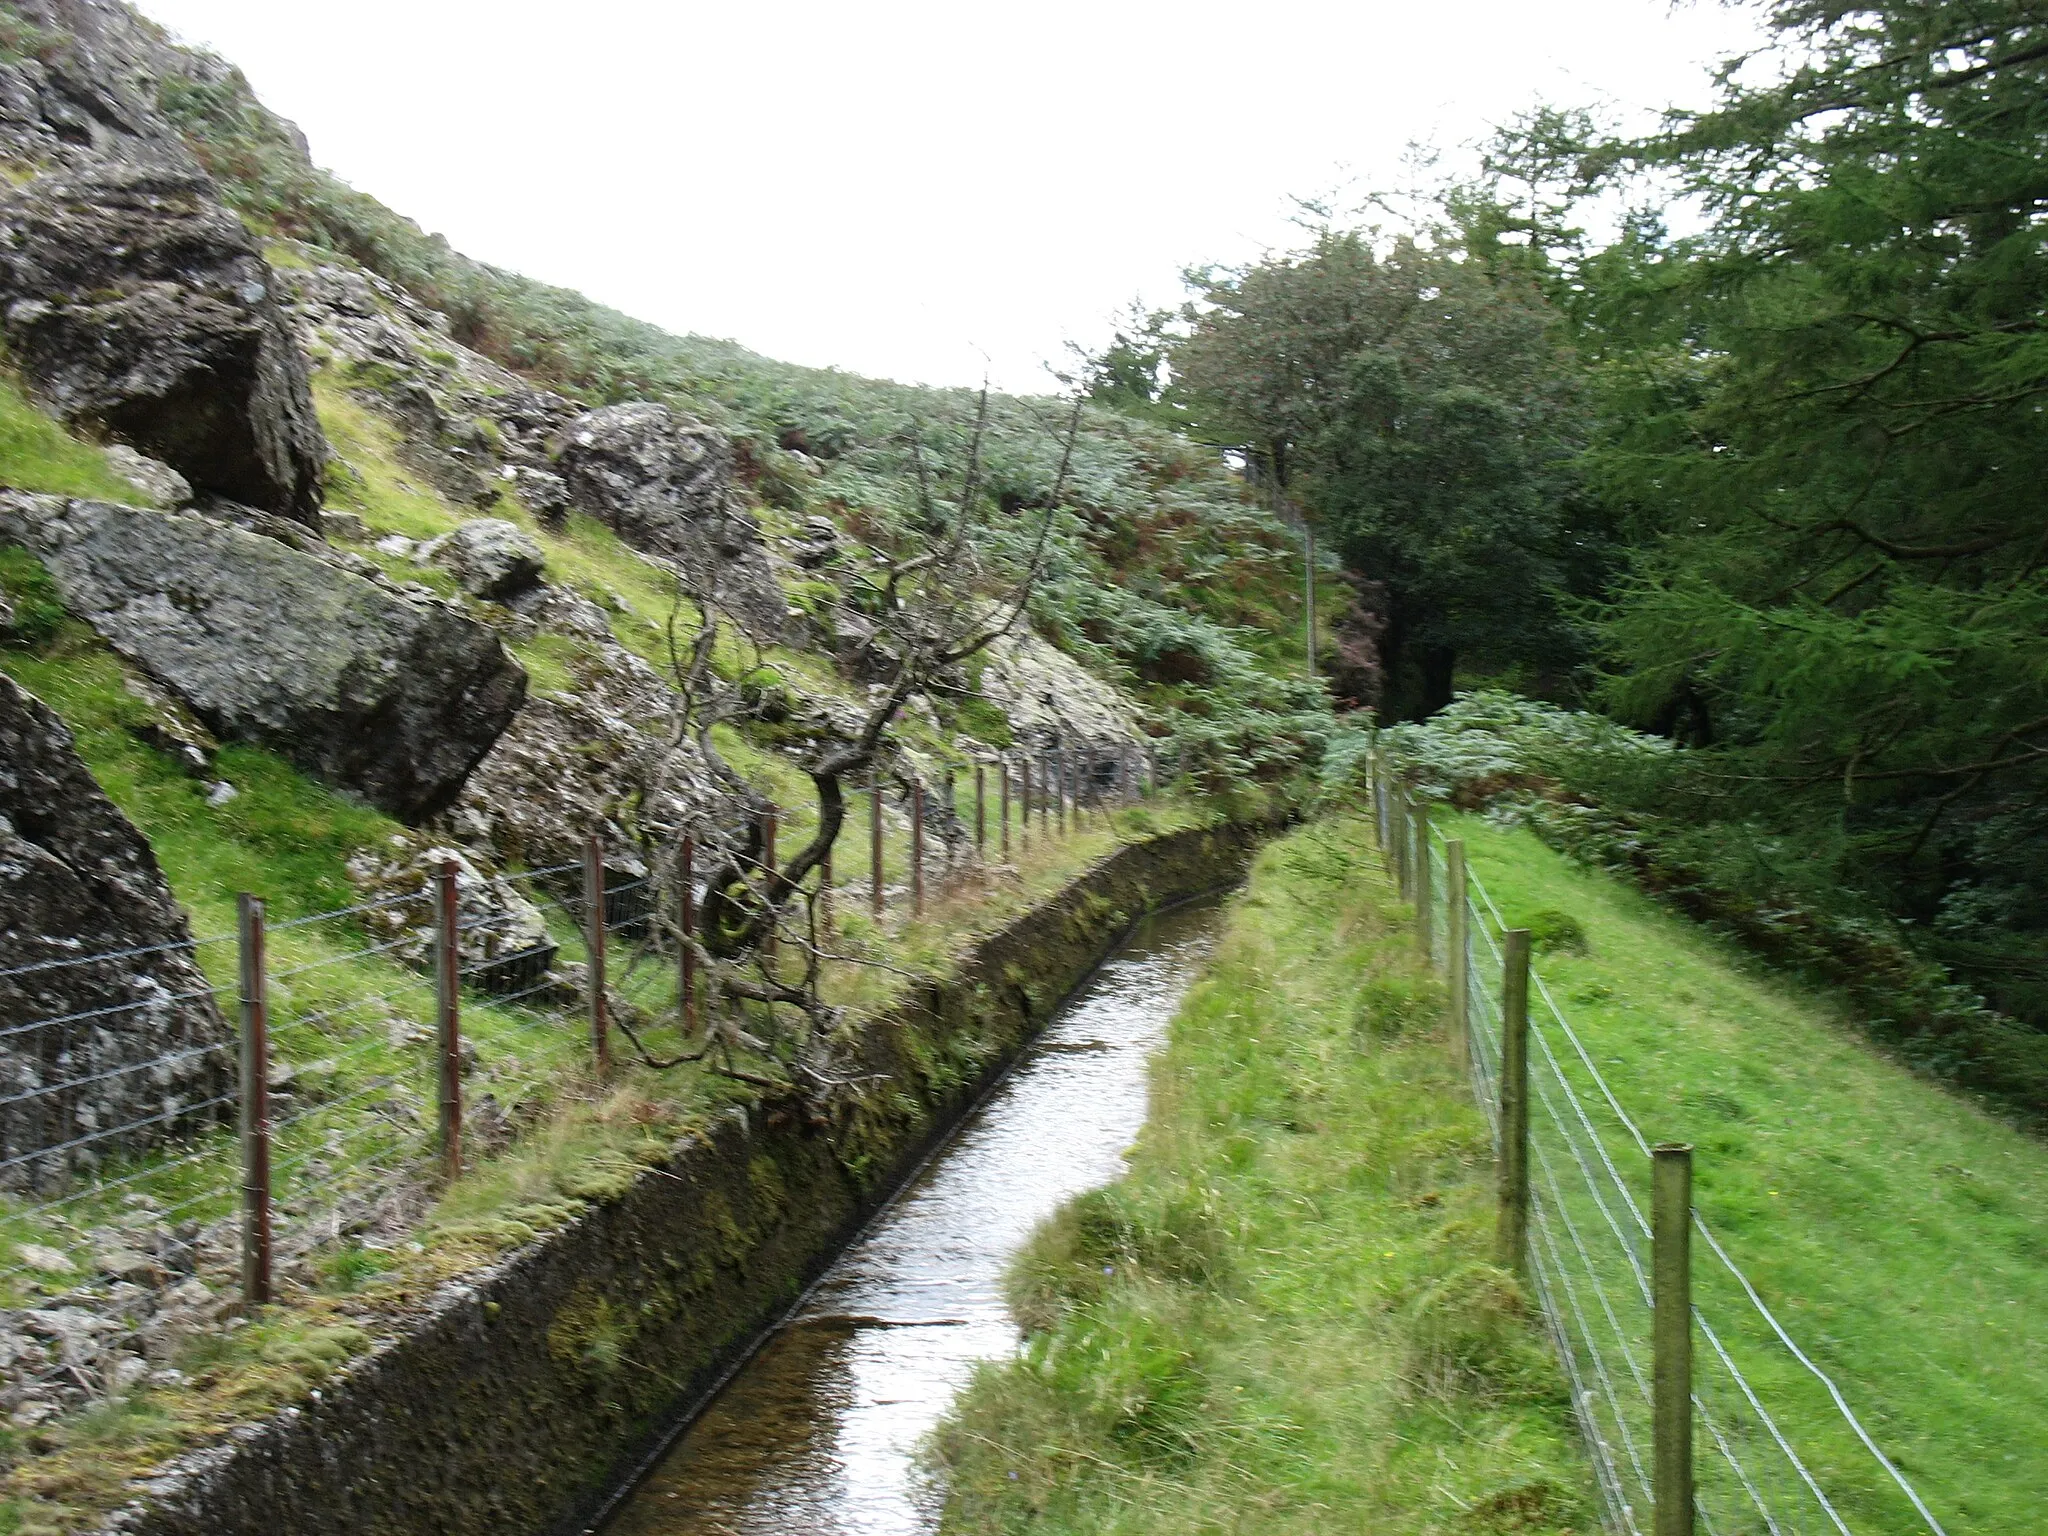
[555,403,785,636]
[980,625,1144,754]
[0,3,330,525]
[450,586,724,878]
[0,673,232,1193]
[0,156,328,522]
[0,493,527,822]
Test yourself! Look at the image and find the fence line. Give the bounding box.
[1370,755,1945,1536]
[1,746,1165,1352]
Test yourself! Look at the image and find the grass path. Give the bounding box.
[932,817,1594,1533]
[1449,815,2048,1534]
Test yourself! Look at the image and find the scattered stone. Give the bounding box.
[106,1352,149,1393]
[92,1247,158,1283]
[0,494,529,822]
[346,841,556,993]
[14,1243,75,1276]
[0,673,233,1192]
[9,1398,57,1429]
[103,446,193,510]
[320,509,371,543]
[205,780,239,807]
[791,515,842,568]
[373,534,416,557]
[421,517,545,602]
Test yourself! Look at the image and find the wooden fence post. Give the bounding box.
[584,836,609,1073]
[870,766,885,917]
[236,893,271,1307]
[1414,799,1434,959]
[434,858,463,1182]
[1447,838,1469,1065]
[679,833,697,1034]
[911,778,925,916]
[1019,758,1032,854]
[975,763,987,857]
[1497,928,1531,1270]
[1655,1144,1696,1536]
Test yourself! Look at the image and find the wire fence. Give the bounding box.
[1371,761,1946,1536]
[0,745,1168,1374]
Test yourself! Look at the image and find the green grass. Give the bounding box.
[931,818,1592,1534]
[1448,814,2048,1534]
[0,366,151,505]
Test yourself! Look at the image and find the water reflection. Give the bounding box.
[604,899,1222,1535]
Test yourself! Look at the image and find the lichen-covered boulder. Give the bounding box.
[345,839,555,995]
[0,155,329,524]
[554,402,784,636]
[0,493,527,823]
[0,673,232,1193]
[422,518,545,602]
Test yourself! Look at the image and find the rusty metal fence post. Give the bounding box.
[236,893,271,1307]
[434,858,463,1181]
[975,763,986,857]
[584,835,609,1073]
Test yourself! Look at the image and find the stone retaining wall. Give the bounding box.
[104,822,1260,1536]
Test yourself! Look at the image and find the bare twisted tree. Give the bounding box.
[614,390,1082,1110]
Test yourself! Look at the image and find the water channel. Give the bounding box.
[599,896,1226,1536]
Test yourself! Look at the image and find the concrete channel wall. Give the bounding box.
[105,823,1262,1536]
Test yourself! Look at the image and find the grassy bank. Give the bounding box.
[1449,815,2048,1533]
[930,818,1592,1534]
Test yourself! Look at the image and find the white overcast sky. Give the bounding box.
[135,0,1766,394]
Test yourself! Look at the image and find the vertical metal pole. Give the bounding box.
[1497,929,1531,1270]
[819,828,833,928]
[1414,800,1434,958]
[870,766,884,917]
[679,833,697,1034]
[1040,753,1051,837]
[975,763,986,856]
[236,893,271,1307]
[1060,747,1071,836]
[911,778,926,916]
[584,836,609,1073]
[1654,1144,1696,1536]
[1447,839,1469,1065]
[1019,758,1031,854]
[435,859,463,1182]
[1000,760,1011,861]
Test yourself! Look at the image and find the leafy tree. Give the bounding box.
[1583,0,2048,1011]
[1175,231,1593,714]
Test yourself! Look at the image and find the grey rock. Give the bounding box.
[344,840,555,994]
[13,1242,75,1275]
[93,1246,157,1283]
[204,780,238,807]
[0,494,528,822]
[0,156,329,523]
[508,465,569,527]
[0,672,232,1192]
[373,534,415,558]
[102,446,192,509]
[555,402,783,636]
[421,518,545,602]
[791,515,842,569]
[107,1351,149,1393]
[320,510,371,543]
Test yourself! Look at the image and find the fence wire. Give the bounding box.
[1370,764,1946,1536]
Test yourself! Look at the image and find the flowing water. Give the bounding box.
[600,897,1225,1536]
